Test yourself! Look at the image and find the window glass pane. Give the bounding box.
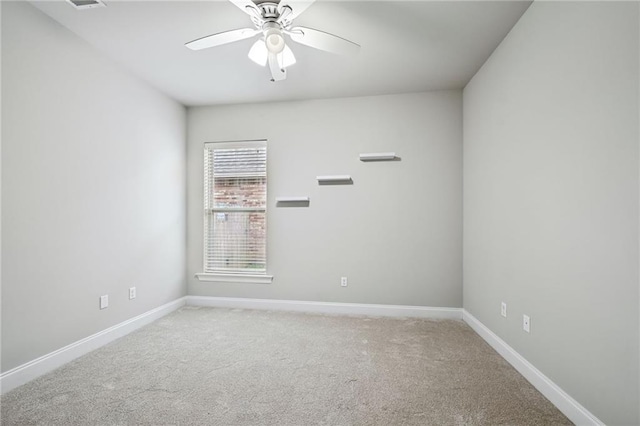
[213,148,266,177]
[213,176,266,209]
[206,211,266,273]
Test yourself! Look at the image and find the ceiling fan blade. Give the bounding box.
[248,39,268,66]
[229,0,261,19]
[286,26,360,56]
[185,28,260,51]
[277,0,315,21]
[268,52,286,81]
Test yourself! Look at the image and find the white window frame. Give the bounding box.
[196,140,272,284]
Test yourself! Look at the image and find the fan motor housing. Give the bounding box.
[258,2,280,20]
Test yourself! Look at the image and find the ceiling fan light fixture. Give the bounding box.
[264,27,285,54]
[248,39,268,66]
[278,44,296,68]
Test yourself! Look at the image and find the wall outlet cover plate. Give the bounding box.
[523,314,530,333]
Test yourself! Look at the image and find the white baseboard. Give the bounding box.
[462,310,604,426]
[0,297,187,395]
[187,296,463,319]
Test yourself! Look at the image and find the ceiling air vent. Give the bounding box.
[66,0,106,10]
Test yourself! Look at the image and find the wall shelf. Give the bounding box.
[276,197,310,207]
[316,175,353,185]
[359,152,398,161]
[276,197,310,203]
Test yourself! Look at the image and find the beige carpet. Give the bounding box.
[1,307,571,425]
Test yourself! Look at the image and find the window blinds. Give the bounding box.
[204,141,267,274]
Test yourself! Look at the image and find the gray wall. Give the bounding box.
[0,0,3,376]
[463,2,639,425]
[187,91,462,307]
[1,1,187,372]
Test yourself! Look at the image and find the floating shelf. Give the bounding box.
[316,175,353,185]
[276,196,310,203]
[359,152,398,161]
[276,197,309,203]
[275,197,310,207]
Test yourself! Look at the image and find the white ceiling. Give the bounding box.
[31,0,531,106]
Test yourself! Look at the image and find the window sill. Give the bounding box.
[195,273,273,284]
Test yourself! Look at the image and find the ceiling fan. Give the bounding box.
[185,0,360,82]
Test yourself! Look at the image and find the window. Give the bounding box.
[200,140,270,282]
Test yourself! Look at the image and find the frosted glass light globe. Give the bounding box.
[265,29,285,54]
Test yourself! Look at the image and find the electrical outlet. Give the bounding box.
[100,295,109,310]
[341,277,348,287]
[523,314,530,333]
[501,302,507,318]
[129,287,136,300]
